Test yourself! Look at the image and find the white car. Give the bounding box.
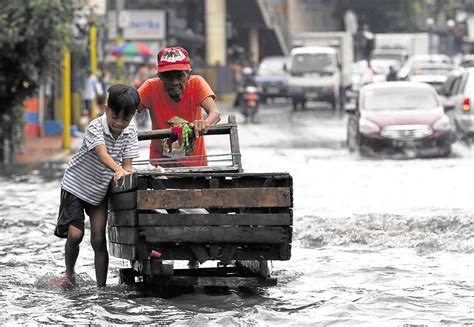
[440,67,474,138]
[398,54,453,80]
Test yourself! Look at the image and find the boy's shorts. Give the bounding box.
[54,189,102,238]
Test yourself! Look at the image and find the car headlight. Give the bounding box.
[359,118,380,134]
[433,115,451,131]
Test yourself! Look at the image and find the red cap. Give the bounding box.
[157,47,191,73]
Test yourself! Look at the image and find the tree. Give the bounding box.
[0,0,80,164]
[334,0,425,32]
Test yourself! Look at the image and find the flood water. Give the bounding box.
[2,103,474,325]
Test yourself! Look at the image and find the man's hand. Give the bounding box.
[190,120,210,138]
[113,167,129,186]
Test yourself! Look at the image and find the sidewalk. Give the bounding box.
[15,135,81,164]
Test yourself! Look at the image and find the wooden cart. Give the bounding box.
[108,115,293,290]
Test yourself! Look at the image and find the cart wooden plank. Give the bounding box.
[108,210,137,227]
[109,243,291,260]
[138,213,292,226]
[108,192,136,210]
[109,242,137,260]
[137,187,291,209]
[138,173,292,191]
[108,226,138,245]
[140,226,290,243]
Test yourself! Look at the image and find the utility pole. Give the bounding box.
[115,0,125,78]
[205,0,226,66]
[63,45,71,150]
[90,12,97,76]
[90,10,99,118]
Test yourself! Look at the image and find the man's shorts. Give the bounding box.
[54,189,102,238]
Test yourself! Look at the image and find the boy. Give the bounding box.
[54,84,140,287]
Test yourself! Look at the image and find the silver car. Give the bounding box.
[440,67,474,138]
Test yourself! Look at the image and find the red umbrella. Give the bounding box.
[111,42,152,57]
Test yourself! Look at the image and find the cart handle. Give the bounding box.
[138,122,237,141]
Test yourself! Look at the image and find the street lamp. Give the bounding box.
[426,17,434,56]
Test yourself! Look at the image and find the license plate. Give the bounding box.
[394,140,417,147]
[307,92,318,98]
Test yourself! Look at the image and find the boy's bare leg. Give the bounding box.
[89,202,109,287]
[65,225,84,284]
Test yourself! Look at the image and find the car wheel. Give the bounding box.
[358,145,370,157]
[292,99,298,111]
[347,130,355,152]
[347,119,359,152]
[440,145,452,157]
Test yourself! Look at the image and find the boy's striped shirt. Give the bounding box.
[61,114,139,205]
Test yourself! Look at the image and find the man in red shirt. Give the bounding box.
[138,47,221,167]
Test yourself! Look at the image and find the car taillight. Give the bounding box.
[462,97,471,112]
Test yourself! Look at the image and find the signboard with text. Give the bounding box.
[108,10,166,40]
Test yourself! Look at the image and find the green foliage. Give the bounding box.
[0,0,81,113]
[0,0,81,162]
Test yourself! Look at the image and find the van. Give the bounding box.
[286,46,341,111]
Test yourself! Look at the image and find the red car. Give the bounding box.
[346,82,455,157]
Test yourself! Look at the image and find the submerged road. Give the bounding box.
[1,99,474,325]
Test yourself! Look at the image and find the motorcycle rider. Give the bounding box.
[234,67,260,122]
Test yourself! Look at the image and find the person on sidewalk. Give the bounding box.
[83,69,104,118]
[137,47,221,168]
[54,84,140,288]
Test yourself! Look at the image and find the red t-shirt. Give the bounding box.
[138,75,215,167]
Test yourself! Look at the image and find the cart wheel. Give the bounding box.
[235,260,271,279]
[119,268,136,285]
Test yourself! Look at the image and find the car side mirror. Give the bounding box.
[443,100,455,111]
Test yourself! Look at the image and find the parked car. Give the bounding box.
[459,54,474,68]
[255,56,288,103]
[439,67,474,139]
[346,82,455,157]
[406,62,455,92]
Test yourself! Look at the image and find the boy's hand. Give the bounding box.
[113,167,129,186]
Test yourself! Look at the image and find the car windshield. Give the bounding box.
[291,53,334,74]
[258,58,286,75]
[363,87,438,111]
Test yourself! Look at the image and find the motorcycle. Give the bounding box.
[241,85,259,123]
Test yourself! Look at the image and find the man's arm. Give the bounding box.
[192,96,221,137]
[95,144,128,184]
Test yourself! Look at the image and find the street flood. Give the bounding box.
[2,104,474,325]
